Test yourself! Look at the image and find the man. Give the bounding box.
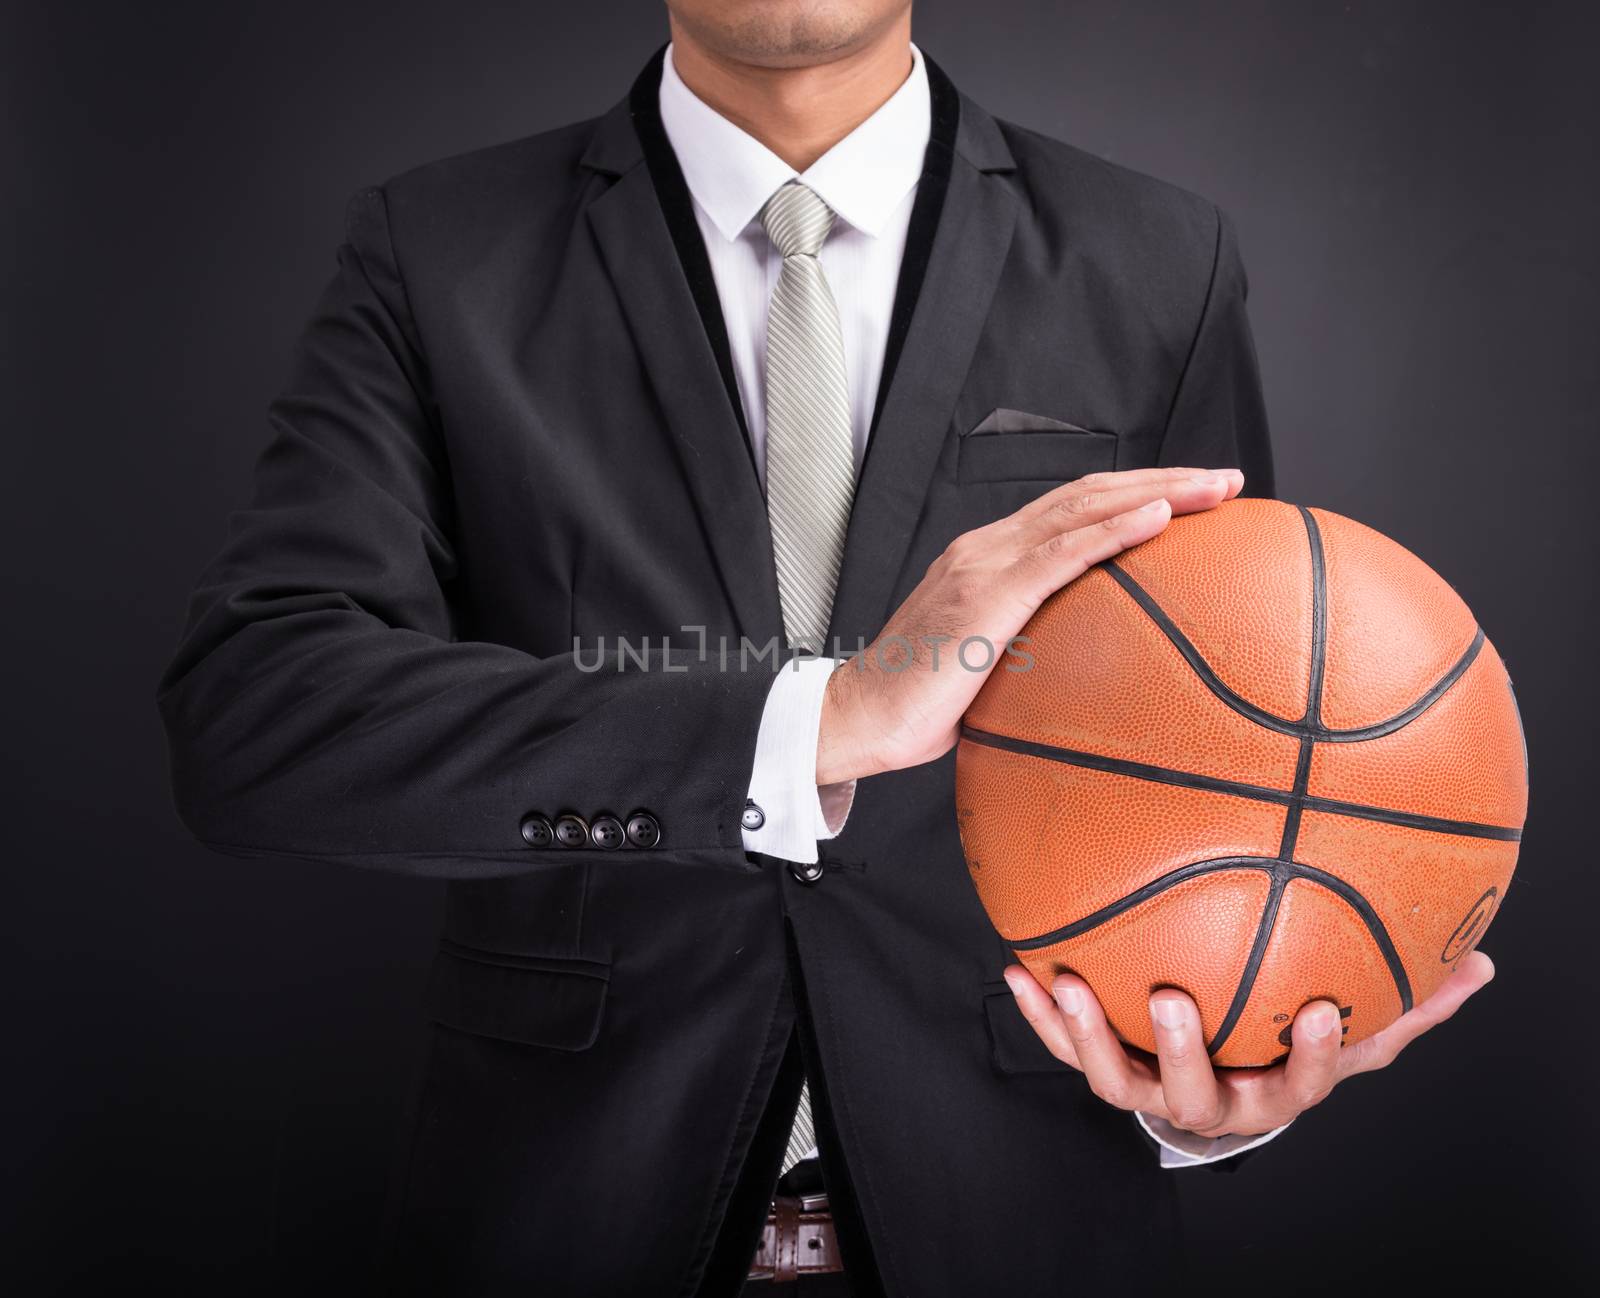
[158,2,1494,1293]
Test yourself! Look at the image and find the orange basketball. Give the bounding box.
[955,498,1528,1067]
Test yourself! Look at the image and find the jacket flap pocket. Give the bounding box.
[983,980,1073,1074]
[958,427,1118,485]
[425,940,610,1051]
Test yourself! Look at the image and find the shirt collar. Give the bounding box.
[658,41,931,243]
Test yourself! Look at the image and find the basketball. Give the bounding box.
[955,498,1528,1067]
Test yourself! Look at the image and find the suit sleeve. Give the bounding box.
[1156,205,1276,500]
[156,186,775,878]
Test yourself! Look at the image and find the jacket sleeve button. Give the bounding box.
[590,814,625,851]
[552,814,590,848]
[519,814,555,848]
[625,811,661,848]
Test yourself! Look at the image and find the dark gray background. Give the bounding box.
[6,0,1596,1291]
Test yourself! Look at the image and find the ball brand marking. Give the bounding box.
[1441,887,1498,964]
[1277,1004,1352,1048]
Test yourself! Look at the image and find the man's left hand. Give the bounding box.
[1003,951,1495,1138]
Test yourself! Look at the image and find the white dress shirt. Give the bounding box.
[658,40,1283,1169]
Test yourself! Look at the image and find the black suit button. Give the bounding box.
[590,814,625,851]
[741,800,766,831]
[519,814,554,848]
[789,861,824,885]
[625,811,661,848]
[553,814,589,848]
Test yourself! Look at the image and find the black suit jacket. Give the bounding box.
[159,48,1274,1298]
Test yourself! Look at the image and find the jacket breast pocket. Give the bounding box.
[424,938,610,1052]
[957,416,1118,531]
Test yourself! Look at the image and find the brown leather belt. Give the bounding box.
[746,1192,844,1282]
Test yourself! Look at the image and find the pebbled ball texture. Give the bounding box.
[956,498,1528,1067]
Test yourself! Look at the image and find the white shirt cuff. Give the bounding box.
[1135,1111,1292,1169]
[743,657,857,864]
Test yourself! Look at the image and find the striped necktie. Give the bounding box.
[760,180,856,658]
[759,180,856,1173]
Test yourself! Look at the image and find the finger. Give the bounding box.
[1002,965,1081,1069]
[1274,999,1345,1116]
[1008,497,1173,605]
[1052,973,1165,1115]
[1340,950,1495,1079]
[1014,465,1245,527]
[1012,469,1240,543]
[1147,990,1228,1136]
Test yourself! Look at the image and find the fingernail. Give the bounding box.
[1150,997,1186,1030]
[1188,474,1226,489]
[1137,497,1170,514]
[1305,1005,1339,1039]
[1055,984,1085,1017]
[1003,969,1025,998]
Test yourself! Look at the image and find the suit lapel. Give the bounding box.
[580,62,783,644]
[829,66,1019,647]
[579,49,1018,652]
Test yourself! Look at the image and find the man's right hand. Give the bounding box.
[815,466,1245,786]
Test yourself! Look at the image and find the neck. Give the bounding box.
[667,17,914,172]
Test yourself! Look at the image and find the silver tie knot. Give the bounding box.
[759,181,836,259]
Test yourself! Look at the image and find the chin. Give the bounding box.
[671,0,902,67]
